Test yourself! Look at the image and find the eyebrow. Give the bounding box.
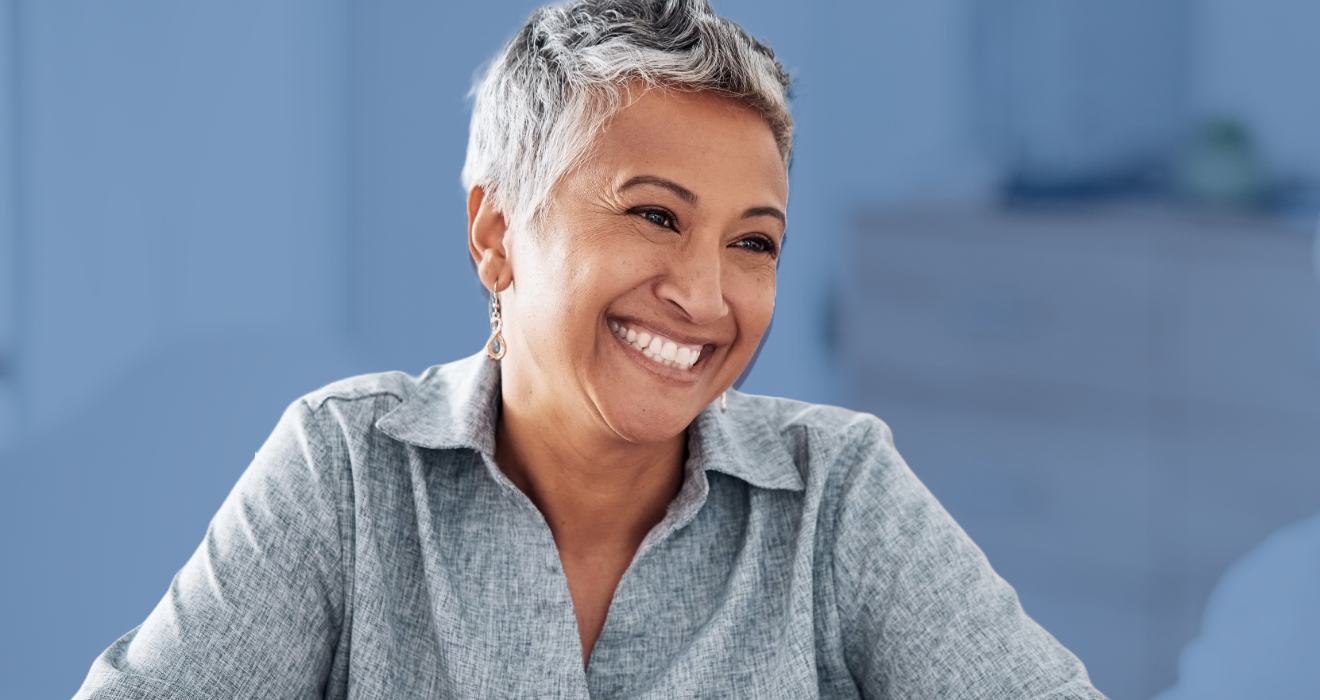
[619,174,786,226]
[742,206,786,226]
[619,175,697,204]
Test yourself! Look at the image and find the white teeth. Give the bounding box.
[609,319,704,371]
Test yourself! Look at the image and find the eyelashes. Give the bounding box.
[733,235,778,257]
[633,207,677,231]
[628,206,779,258]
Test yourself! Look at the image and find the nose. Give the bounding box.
[655,238,729,325]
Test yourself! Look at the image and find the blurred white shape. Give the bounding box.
[1153,512,1320,700]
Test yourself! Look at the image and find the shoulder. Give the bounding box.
[246,370,427,471]
[273,360,477,456]
[280,370,421,441]
[724,392,936,541]
[726,390,901,483]
[299,369,421,412]
[290,353,500,454]
[734,392,892,444]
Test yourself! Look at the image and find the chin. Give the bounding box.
[601,401,702,445]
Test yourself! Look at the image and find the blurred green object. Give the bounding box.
[1177,118,1269,207]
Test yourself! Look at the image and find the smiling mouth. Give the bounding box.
[608,319,705,371]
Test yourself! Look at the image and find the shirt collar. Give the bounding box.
[374,352,501,456]
[375,351,805,493]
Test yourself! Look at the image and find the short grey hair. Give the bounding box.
[462,0,793,232]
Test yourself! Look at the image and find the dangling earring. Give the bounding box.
[485,283,506,361]
[720,391,727,413]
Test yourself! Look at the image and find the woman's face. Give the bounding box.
[497,88,788,444]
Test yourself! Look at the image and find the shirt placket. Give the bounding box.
[483,452,593,698]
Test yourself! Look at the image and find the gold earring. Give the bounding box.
[485,284,506,361]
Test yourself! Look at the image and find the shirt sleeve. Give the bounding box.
[75,398,348,700]
[830,416,1108,700]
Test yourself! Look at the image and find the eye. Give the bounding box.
[731,235,778,257]
[631,207,678,231]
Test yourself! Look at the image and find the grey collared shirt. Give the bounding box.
[76,353,1104,699]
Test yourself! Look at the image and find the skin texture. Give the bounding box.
[467,87,788,665]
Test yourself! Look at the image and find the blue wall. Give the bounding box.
[0,2,360,695]
[2,1,1320,698]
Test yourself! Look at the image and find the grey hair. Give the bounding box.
[461,0,793,232]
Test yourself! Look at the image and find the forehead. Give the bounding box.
[580,88,789,207]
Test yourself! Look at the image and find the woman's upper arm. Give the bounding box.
[76,398,349,700]
[830,418,1106,700]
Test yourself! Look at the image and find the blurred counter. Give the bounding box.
[840,205,1320,699]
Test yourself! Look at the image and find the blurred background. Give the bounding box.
[1,1,1317,698]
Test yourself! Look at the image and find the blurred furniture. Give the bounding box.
[840,205,1320,700]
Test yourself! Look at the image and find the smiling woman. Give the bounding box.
[75,1,1106,698]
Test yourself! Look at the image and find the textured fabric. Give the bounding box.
[76,352,1106,699]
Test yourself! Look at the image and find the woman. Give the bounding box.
[78,1,1105,697]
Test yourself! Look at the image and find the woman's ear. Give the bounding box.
[468,186,513,292]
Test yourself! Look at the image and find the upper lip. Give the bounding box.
[607,315,722,350]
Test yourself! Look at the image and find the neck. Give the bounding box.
[495,374,686,557]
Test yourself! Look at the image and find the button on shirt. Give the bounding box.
[76,353,1106,699]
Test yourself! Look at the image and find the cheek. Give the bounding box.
[511,227,646,333]
[565,223,667,293]
[729,271,777,346]
[505,238,580,349]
